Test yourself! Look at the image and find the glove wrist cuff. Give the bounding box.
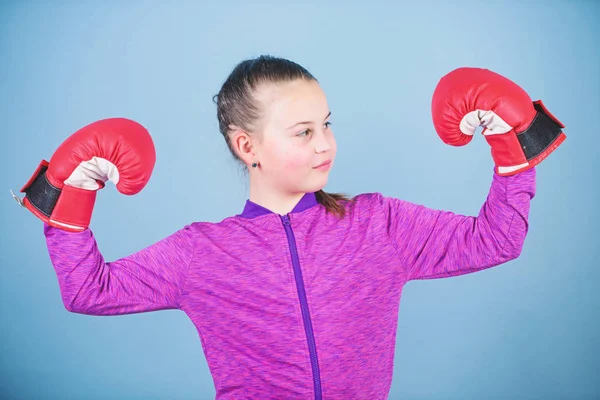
[517,100,565,161]
[20,160,96,232]
[488,100,566,176]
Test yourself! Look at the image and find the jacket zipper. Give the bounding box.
[281,213,322,400]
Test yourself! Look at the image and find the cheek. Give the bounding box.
[264,144,307,171]
[280,149,312,171]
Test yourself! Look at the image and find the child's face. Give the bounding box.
[254,79,337,194]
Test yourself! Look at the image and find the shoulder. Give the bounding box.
[338,192,390,220]
[347,192,387,208]
[186,215,243,231]
[350,192,384,203]
[183,214,258,240]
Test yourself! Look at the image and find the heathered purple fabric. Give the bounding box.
[44,167,536,399]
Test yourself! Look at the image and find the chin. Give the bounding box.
[303,176,329,193]
[283,171,330,194]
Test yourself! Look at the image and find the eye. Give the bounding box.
[324,121,332,129]
[298,129,310,137]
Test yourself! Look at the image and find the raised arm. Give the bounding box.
[381,167,536,282]
[12,118,193,315]
[384,65,566,281]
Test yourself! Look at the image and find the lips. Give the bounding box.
[314,160,332,168]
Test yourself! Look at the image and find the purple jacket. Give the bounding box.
[44,167,536,399]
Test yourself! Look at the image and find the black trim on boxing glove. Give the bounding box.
[22,163,61,218]
[517,102,564,161]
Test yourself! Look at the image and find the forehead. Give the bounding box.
[256,80,328,124]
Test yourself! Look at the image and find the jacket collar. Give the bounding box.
[239,192,318,219]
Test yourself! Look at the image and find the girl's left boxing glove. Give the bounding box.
[14,118,156,232]
[431,67,566,176]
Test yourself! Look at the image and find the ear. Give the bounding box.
[230,127,257,166]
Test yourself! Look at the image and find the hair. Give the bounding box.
[213,55,353,218]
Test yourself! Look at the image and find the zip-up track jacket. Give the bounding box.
[43,167,536,399]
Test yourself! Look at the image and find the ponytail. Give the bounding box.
[315,190,353,219]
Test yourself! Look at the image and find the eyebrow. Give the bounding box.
[286,111,331,130]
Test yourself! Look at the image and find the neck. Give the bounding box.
[249,179,306,216]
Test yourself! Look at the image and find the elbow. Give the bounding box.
[62,297,78,313]
[496,212,530,262]
[497,235,527,263]
[61,292,114,316]
[61,293,85,314]
[63,300,97,315]
[507,245,525,262]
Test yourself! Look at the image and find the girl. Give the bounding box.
[19,55,563,399]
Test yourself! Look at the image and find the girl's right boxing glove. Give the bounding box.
[13,118,156,232]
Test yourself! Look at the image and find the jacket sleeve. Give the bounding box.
[43,223,195,315]
[380,167,536,282]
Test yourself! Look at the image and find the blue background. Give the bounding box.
[1,1,598,399]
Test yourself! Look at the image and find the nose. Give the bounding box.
[314,129,333,154]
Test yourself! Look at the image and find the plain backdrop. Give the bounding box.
[1,1,598,399]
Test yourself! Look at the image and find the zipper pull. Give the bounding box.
[281,214,291,226]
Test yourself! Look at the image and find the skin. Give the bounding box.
[230,79,337,215]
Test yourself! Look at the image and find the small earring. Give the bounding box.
[252,162,258,168]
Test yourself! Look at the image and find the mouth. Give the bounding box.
[314,159,332,169]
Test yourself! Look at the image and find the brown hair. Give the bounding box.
[213,55,352,218]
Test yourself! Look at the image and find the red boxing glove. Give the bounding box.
[431,67,566,175]
[13,118,156,232]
